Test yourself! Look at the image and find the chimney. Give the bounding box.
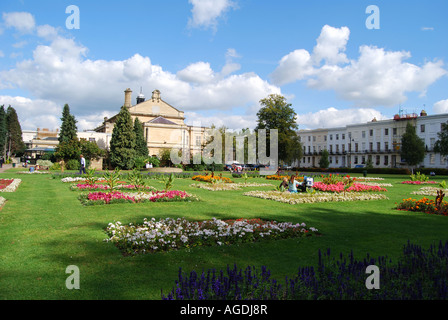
[124,88,132,108]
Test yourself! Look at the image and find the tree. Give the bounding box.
[55,139,81,161]
[0,105,7,158]
[109,106,136,169]
[59,104,78,144]
[6,106,26,156]
[134,118,148,158]
[319,149,330,169]
[401,122,425,173]
[79,138,105,161]
[255,94,302,164]
[434,121,448,161]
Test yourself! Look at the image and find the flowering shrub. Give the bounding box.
[105,217,319,255]
[192,175,233,183]
[396,197,448,216]
[243,190,388,204]
[162,240,448,300]
[312,182,387,193]
[0,179,21,192]
[79,190,199,206]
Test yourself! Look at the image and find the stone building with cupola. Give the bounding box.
[94,88,207,159]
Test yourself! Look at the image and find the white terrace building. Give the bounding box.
[297,110,448,169]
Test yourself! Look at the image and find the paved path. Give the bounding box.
[0,164,13,173]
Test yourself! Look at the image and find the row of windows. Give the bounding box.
[301,154,446,166]
[302,124,441,143]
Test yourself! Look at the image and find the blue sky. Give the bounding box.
[0,0,447,132]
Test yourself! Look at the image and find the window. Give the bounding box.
[370,130,373,137]
[196,136,201,146]
[313,136,316,142]
[330,134,333,140]
[313,146,316,153]
[342,144,345,152]
[385,128,389,136]
[430,154,435,165]
[336,134,339,140]
[336,145,339,152]
[362,131,366,139]
[324,135,327,141]
[329,157,333,164]
[393,128,397,135]
[335,157,339,164]
[369,142,373,152]
[362,156,366,164]
[354,156,358,164]
[355,143,359,152]
[342,134,345,140]
[330,145,333,153]
[385,142,389,152]
[376,155,380,166]
[377,142,381,151]
[384,155,389,166]
[308,136,311,142]
[430,138,435,150]
[89,138,96,142]
[421,124,425,133]
[308,146,311,153]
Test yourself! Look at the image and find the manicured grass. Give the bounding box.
[1,169,448,299]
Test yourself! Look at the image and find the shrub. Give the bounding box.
[65,159,80,170]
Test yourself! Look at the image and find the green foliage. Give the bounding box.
[439,180,447,189]
[55,139,81,161]
[58,104,78,144]
[434,121,448,156]
[85,168,97,186]
[0,105,7,157]
[319,149,330,169]
[127,169,147,191]
[255,94,302,164]
[110,106,137,170]
[134,118,148,158]
[160,173,175,191]
[409,171,429,182]
[36,160,53,167]
[65,159,80,170]
[401,122,425,168]
[79,138,105,160]
[103,168,121,190]
[6,106,26,156]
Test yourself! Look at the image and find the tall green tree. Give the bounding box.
[6,106,26,156]
[255,94,302,165]
[434,121,448,158]
[0,105,7,158]
[110,106,136,169]
[134,118,149,157]
[319,149,330,169]
[401,122,425,173]
[59,104,78,143]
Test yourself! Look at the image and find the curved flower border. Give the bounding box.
[243,190,388,204]
[189,182,275,191]
[0,179,22,192]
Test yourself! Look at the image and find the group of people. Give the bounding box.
[279,175,309,193]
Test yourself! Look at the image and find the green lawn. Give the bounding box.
[1,169,448,300]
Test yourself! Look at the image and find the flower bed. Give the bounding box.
[79,190,199,206]
[190,182,275,191]
[312,182,387,193]
[266,175,302,181]
[104,217,320,255]
[61,177,107,183]
[411,187,448,196]
[243,190,388,204]
[396,197,448,216]
[192,175,233,183]
[401,181,437,185]
[0,179,21,192]
[70,183,157,192]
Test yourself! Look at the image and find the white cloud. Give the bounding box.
[36,24,59,40]
[434,99,448,114]
[297,107,387,130]
[2,12,36,33]
[0,29,280,131]
[271,25,447,108]
[188,0,237,31]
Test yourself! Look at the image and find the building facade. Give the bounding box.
[297,110,448,169]
[94,88,207,159]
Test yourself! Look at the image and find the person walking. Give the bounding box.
[80,154,86,174]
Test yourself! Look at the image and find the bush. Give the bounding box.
[66,159,80,170]
[37,160,53,167]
